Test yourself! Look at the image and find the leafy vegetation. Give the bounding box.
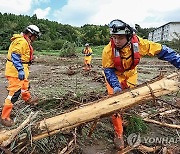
[135,24,155,39]
[59,41,77,57]
[0,13,110,51]
[0,13,154,52]
[125,115,149,135]
[158,32,180,53]
[1,13,179,56]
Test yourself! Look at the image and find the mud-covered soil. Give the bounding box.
[0,54,179,154]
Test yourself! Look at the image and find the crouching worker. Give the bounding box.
[0,25,41,127]
[82,43,93,71]
[102,19,180,150]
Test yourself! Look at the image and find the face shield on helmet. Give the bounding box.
[109,19,133,35]
[26,25,41,38]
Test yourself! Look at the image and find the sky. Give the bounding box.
[0,0,180,28]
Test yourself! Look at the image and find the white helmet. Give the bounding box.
[85,43,89,46]
[109,19,133,35]
[25,25,41,37]
[128,23,137,33]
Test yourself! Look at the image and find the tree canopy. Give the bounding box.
[0,13,154,51]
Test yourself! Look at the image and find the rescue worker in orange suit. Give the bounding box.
[102,19,180,150]
[0,25,41,127]
[82,43,93,71]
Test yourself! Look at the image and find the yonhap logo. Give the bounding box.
[127,133,141,147]
[127,133,180,146]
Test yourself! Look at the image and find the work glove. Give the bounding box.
[18,69,25,80]
[11,53,25,80]
[113,87,122,94]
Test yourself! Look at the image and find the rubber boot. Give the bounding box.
[87,64,91,71]
[1,104,14,127]
[83,65,89,71]
[25,97,39,106]
[112,113,124,150]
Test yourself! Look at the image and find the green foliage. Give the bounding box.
[135,24,155,39]
[51,39,66,50]
[34,50,60,56]
[33,40,53,51]
[38,99,60,110]
[0,13,111,50]
[2,12,178,53]
[0,50,8,54]
[158,32,180,53]
[59,41,77,57]
[125,115,149,135]
[76,45,105,57]
[80,24,110,46]
[92,45,105,56]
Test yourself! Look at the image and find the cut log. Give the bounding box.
[0,73,179,144]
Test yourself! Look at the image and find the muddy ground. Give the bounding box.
[0,54,179,154]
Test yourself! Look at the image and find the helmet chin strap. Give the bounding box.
[115,34,132,50]
[115,40,129,50]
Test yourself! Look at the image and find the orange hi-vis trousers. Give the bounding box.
[2,77,31,120]
[103,71,137,138]
[83,60,91,71]
[103,75,127,138]
[104,79,124,137]
[4,76,31,105]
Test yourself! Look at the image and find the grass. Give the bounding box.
[75,45,105,57]
[34,50,61,56]
[0,50,8,54]
[0,45,105,57]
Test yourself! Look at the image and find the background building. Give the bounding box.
[148,22,180,42]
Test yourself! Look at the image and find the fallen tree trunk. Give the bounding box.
[0,73,179,144]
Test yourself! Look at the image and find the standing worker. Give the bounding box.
[0,25,41,127]
[102,19,180,150]
[82,43,93,71]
